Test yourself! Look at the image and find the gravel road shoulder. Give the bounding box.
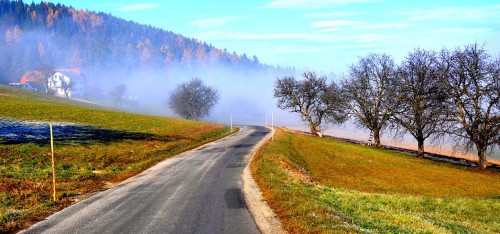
[242,128,286,234]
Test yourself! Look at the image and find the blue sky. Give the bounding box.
[39,0,500,74]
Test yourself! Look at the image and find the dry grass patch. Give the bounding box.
[0,85,233,232]
[283,129,500,198]
[252,128,500,233]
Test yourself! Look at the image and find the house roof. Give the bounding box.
[20,71,48,84]
[49,71,85,81]
[23,81,46,92]
[56,68,82,75]
[20,69,85,84]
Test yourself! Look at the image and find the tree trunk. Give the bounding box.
[373,128,382,148]
[305,113,322,137]
[309,124,320,137]
[477,147,488,169]
[417,138,425,157]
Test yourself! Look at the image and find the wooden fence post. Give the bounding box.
[50,122,56,201]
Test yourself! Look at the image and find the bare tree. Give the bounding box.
[439,44,500,169]
[169,78,219,120]
[60,77,72,99]
[341,53,399,147]
[393,49,449,157]
[274,72,346,137]
[324,81,349,127]
[109,84,127,108]
[493,57,500,134]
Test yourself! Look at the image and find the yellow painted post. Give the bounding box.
[50,122,56,201]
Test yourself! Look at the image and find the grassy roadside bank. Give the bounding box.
[0,85,233,232]
[251,128,500,233]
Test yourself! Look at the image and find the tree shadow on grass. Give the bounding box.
[0,118,182,145]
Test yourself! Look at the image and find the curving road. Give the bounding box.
[22,126,270,234]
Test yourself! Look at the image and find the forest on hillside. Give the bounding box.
[0,0,280,86]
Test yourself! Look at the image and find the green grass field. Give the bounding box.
[252,129,500,233]
[0,85,233,232]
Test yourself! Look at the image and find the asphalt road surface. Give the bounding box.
[22,126,270,234]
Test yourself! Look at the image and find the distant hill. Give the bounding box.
[0,0,284,85]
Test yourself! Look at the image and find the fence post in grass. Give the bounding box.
[50,122,57,201]
[230,116,233,132]
[272,113,274,141]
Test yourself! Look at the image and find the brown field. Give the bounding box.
[252,128,500,233]
[0,85,233,232]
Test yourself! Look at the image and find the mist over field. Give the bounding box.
[290,123,500,162]
[1,1,498,163]
[0,1,299,124]
[2,1,500,233]
[94,64,297,125]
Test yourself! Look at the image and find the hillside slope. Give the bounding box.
[0,0,280,85]
[252,128,500,233]
[0,85,233,232]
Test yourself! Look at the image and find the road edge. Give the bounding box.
[98,127,243,188]
[242,127,286,234]
[19,127,243,233]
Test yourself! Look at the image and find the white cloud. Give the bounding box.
[313,20,363,28]
[119,3,159,11]
[264,44,329,55]
[433,28,490,34]
[401,4,500,22]
[263,0,380,9]
[190,16,242,29]
[357,23,409,30]
[194,31,308,40]
[196,31,349,44]
[236,33,307,40]
[319,28,342,33]
[351,34,384,43]
[313,21,409,33]
[304,11,361,18]
[260,43,376,58]
[193,30,384,45]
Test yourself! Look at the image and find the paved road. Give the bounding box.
[23,126,270,234]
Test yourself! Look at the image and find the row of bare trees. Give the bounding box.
[274,43,499,169]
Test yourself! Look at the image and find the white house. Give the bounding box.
[47,72,85,98]
[47,72,71,98]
